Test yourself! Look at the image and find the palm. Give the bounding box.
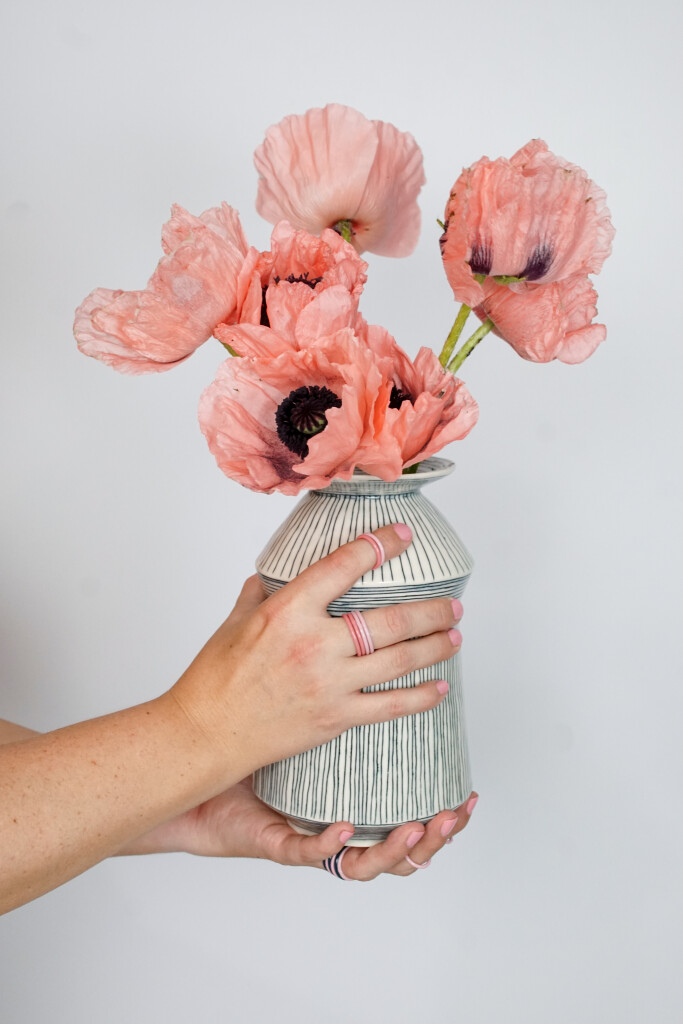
[189,776,307,861]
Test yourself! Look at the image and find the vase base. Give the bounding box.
[285,814,438,847]
[286,820,381,847]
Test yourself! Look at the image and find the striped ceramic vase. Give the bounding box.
[253,456,474,845]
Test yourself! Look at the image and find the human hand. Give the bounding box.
[169,523,463,782]
[118,775,478,879]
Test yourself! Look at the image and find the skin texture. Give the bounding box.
[0,524,474,913]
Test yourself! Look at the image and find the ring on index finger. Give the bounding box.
[357,532,385,570]
[342,610,375,656]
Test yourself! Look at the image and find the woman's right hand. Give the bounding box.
[170,523,463,779]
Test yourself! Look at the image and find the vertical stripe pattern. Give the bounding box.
[253,458,475,844]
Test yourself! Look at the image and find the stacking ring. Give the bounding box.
[405,855,432,870]
[357,532,385,570]
[322,847,352,880]
[342,610,375,657]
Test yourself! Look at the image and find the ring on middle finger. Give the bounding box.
[342,610,375,657]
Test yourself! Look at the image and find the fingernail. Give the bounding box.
[466,795,479,816]
[406,830,424,848]
[393,523,412,542]
[451,598,463,622]
[339,829,354,843]
[436,680,449,695]
[441,817,458,837]
[448,628,463,647]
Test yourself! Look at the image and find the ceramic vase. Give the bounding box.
[253,457,474,845]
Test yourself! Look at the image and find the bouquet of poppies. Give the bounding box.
[74,104,614,495]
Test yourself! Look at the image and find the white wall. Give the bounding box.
[1,0,682,1021]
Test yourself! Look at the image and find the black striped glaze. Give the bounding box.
[253,458,474,845]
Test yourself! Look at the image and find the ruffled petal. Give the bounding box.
[75,203,248,373]
[74,288,192,375]
[474,274,606,364]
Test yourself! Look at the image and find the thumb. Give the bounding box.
[276,821,356,867]
[230,574,267,623]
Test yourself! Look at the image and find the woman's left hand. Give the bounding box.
[118,777,478,878]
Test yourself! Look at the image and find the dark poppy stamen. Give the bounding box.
[520,243,554,281]
[275,385,342,458]
[272,272,323,289]
[389,384,412,409]
[468,239,493,276]
[260,286,269,327]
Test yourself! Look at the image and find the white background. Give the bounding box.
[1,0,682,1021]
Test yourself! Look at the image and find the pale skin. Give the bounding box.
[0,524,476,915]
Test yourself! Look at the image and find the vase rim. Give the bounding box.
[311,457,455,496]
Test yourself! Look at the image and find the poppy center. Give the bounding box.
[389,384,412,409]
[275,385,342,459]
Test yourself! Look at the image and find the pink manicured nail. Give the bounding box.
[339,830,354,843]
[466,795,479,816]
[406,830,424,848]
[451,598,463,622]
[441,817,458,837]
[448,628,463,647]
[436,680,449,695]
[393,523,412,542]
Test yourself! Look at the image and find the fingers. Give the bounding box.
[395,792,479,874]
[327,792,479,882]
[336,596,463,656]
[345,676,450,727]
[347,628,461,693]
[281,524,413,610]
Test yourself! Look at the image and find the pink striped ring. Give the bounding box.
[357,532,385,570]
[342,610,375,656]
[322,846,352,880]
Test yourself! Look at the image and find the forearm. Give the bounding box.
[0,719,38,744]
[0,695,247,914]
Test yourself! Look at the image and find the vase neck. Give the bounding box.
[311,457,454,498]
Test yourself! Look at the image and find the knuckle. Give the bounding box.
[389,643,414,678]
[440,598,456,628]
[424,634,452,669]
[311,701,343,737]
[384,604,410,638]
[253,596,290,633]
[331,546,362,578]
[386,690,408,720]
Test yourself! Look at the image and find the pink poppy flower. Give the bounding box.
[441,140,615,308]
[473,274,607,363]
[74,203,249,374]
[214,221,366,358]
[198,331,388,495]
[254,104,425,257]
[357,330,479,476]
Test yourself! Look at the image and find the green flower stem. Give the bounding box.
[447,319,495,374]
[402,463,419,475]
[439,304,471,367]
[219,340,238,357]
